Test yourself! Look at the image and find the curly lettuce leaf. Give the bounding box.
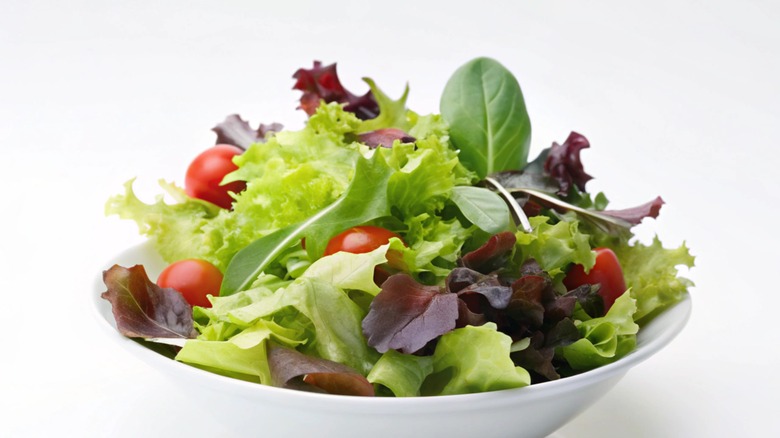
[421,323,530,395]
[367,349,434,397]
[559,292,639,370]
[292,61,378,120]
[514,216,595,281]
[359,77,411,132]
[107,104,362,271]
[105,180,225,267]
[614,237,695,323]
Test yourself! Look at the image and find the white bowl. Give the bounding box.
[93,242,692,438]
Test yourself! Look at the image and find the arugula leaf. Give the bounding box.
[220,151,395,295]
[440,57,532,178]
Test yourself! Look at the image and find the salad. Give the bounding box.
[101,57,694,397]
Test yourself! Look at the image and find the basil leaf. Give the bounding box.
[440,57,532,178]
[221,152,395,295]
[449,186,510,234]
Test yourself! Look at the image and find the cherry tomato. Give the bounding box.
[185,144,246,209]
[157,259,223,308]
[563,247,627,311]
[324,226,402,256]
[324,226,405,286]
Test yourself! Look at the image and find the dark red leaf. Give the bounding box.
[101,264,196,339]
[456,299,487,328]
[505,275,549,328]
[510,332,559,381]
[267,343,374,396]
[292,61,379,120]
[558,284,605,319]
[601,196,665,225]
[358,128,416,148]
[212,114,282,150]
[362,274,459,354]
[544,131,593,196]
[454,274,512,310]
[510,318,581,382]
[458,231,516,274]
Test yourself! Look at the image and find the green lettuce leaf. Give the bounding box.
[559,292,639,370]
[106,103,362,270]
[614,237,695,323]
[358,78,411,132]
[175,319,305,384]
[514,216,595,281]
[105,179,225,267]
[207,276,378,375]
[367,349,434,397]
[422,323,530,395]
[300,242,394,296]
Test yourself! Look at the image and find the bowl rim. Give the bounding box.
[92,242,692,408]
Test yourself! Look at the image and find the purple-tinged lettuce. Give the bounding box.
[358,128,415,149]
[212,114,282,150]
[458,231,516,274]
[292,61,379,120]
[362,274,459,354]
[544,131,593,196]
[101,264,196,339]
[601,196,665,225]
[268,343,374,396]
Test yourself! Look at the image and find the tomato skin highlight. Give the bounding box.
[185,144,246,209]
[324,226,402,256]
[563,247,627,311]
[157,259,223,308]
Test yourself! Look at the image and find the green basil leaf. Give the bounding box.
[220,152,395,295]
[449,186,510,234]
[440,57,532,178]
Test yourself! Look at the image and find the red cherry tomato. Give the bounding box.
[157,259,223,308]
[324,226,405,286]
[563,247,627,311]
[185,144,246,209]
[324,226,402,256]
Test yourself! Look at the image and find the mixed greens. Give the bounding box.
[101,57,694,397]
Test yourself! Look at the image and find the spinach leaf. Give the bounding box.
[220,151,395,295]
[440,57,532,178]
[449,186,511,234]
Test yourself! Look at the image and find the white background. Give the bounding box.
[2,0,779,436]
